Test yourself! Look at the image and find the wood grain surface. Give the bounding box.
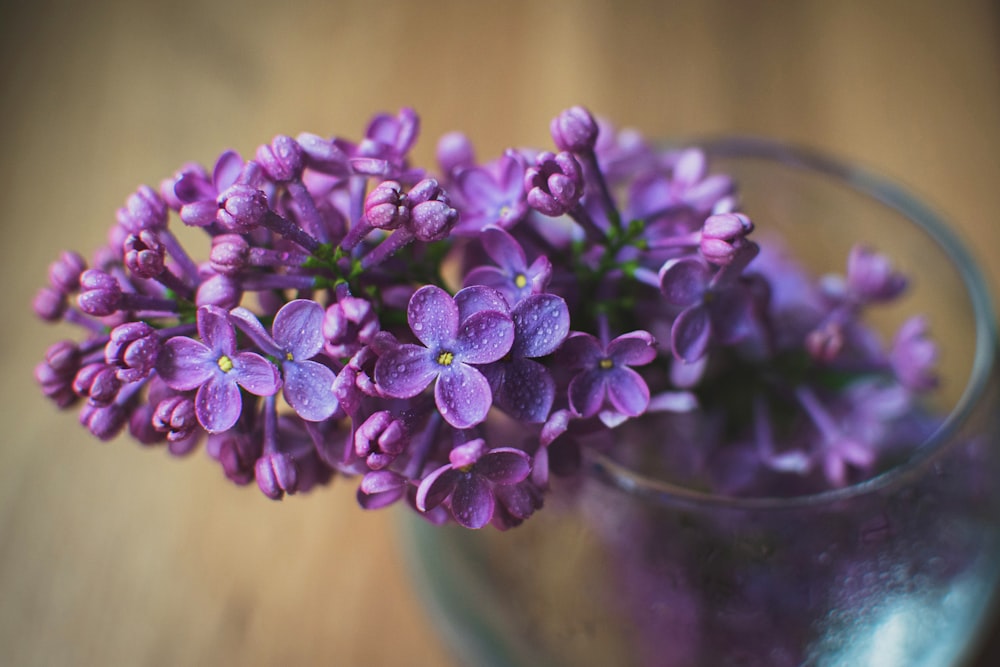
[3,1,1000,665]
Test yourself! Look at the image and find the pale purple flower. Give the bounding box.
[561,331,657,418]
[374,285,514,429]
[229,300,339,422]
[415,439,531,529]
[890,316,939,391]
[463,225,552,306]
[157,305,280,433]
[450,151,529,235]
[846,244,908,303]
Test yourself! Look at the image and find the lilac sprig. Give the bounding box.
[34,105,941,527]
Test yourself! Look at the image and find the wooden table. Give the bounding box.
[3,1,1000,664]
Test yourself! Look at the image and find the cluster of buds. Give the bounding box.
[33,106,938,528]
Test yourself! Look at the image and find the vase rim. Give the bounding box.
[589,135,999,511]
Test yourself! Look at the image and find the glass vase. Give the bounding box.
[401,138,1000,667]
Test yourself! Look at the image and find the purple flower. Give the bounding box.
[561,331,657,418]
[463,225,552,306]
[659,255,757,363]
[173,150,245,227]
[889,316,939,391]
[481,293,570,423]
[374,285,514,429]
[230,299,339,422]
[415,439,531,529]
[846,244,907,303]
[450,151,529,235]
[157,305,281,433]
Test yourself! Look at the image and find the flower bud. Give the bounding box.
[48,251,87,294]
[80,402,128,441]
[106,321,161,382]
[34,286,67,321]
[436,131,475,175]
[364,180,409,230]
[700,212,753,265]
[196,273,242,309]
[117,185,168,233]
[209,234,251,276]
[73,362,122,406]
[256,452,299,500]
[216,184,269,233]
[256,134,304,182]
[323,296,379,358]
[525,151,583,216]
[153,395,198,442]
[77,269,122,316]
[123,230,166,279]
[550,106,599,153]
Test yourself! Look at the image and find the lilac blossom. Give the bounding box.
[33,104,944,531]
[157,305,280,433]
[415,439,531,529]
[229,300,339,422]
[375,285,514,429]
[561,331,657,418]
[463,225,552,305]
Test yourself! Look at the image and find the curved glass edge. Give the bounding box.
[588,136,1000,511]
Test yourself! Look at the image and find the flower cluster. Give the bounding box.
[34,106,938,528]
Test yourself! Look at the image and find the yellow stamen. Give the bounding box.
[599,358,614,370]
[514,273,528,289]
[286,351,294,361]
[437,351,455,366]
[217,355,234,373]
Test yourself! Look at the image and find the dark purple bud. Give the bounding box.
[105,321,161,382]
[256,134,305,182]
[256,452,299,500]
[524,151,584,216]
[209,234,250,276]
[117,185,169,233]
[152,395,198,442]
[73,362,122,406]
[436,131,475,175]
[196,273,242,309]
[550,106,599,153]
[48,251,87,294]
[36,342,82,408]
[34,286,67,321]
[77,269,122,316]
[700,212,754,265]
[46,340,81,375]
[216,184,269,233]
[364,180,409,230]
[123,230,166,279]
[80,402,128,441]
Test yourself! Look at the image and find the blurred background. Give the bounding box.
[2,0,1000,664]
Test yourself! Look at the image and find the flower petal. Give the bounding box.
[197,305,237,355]
[231,352,281,396]
[157,337,216,391]
[450,475,495,529]
[407,285,459,348]
[435,364,492,428]
[273,299,325,360]
[454,285,510,321]
[415,465,459,512]
[229,306,282,357]
[608,330,657,366]
[512,294,570,358]
[495,358,555,423]
[195,375,242,433]
[454,310,514,365]
[374,344,438,398]
[606,367,651,417]
[568,369,607,418]
[283,360,338,421]
[559,332,603,370]
[475,448,531,485]
[659,256,710,308]
[480,225,527,273]
[213,149,244,191]
[671,306,712,363]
